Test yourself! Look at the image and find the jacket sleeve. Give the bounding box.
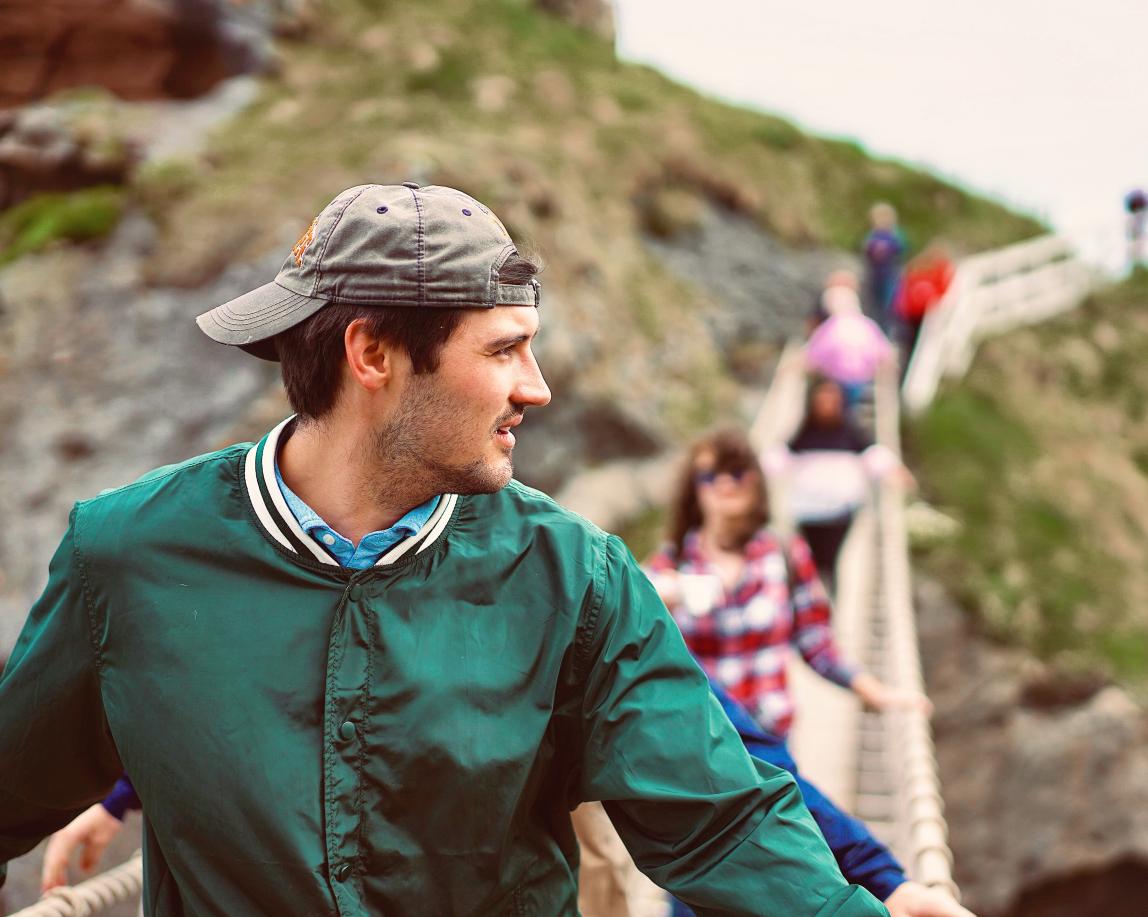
[0,506,122,889]
[101,774,142,821]
[575,534,887,917]
[710,680,905,902]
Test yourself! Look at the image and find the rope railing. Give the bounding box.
[873,362,958,897]
[8,851,142,917]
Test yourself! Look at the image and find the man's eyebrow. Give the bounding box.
[485,331,536,350]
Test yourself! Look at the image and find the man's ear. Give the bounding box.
[344,318,394,393]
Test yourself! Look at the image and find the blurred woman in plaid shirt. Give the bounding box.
[646,428,924,739]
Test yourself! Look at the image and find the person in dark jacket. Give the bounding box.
[862,203,906,331]
[769,378,905,587]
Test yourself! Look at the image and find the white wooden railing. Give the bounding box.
[902,234,1096,415]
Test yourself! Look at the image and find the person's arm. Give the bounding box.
[787,533,929,715]
[99,774,142,820]
[785,535,860,688]
[849,673,932,716]
[41,775,144,891]
[883,884,977,917]
[712,683,972,917]
[0,507,122,889]
[40,802,124,892]
[576,535,887,917]
[713,683,906,901]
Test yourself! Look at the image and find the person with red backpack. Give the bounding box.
[894,243,955,373]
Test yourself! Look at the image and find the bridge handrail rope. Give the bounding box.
[902,233,1096,415]
[873,362,958,897]
[9,851,142,917]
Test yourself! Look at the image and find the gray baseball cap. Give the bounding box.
[196,182,541,361]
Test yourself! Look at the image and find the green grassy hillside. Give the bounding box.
[140,0,1042,274]
[908,270,1148,688]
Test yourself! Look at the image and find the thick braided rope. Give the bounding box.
[8,851,142,917]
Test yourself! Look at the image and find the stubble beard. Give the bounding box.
[367,374,514,504]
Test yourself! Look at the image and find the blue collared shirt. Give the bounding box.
[274,461,439,569]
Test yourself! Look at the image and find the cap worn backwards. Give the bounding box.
[195,182,541,361]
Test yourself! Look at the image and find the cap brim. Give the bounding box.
[196,281,328,362]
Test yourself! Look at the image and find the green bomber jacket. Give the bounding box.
[0,420,887,917]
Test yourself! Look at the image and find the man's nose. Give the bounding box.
[517,353,551,407]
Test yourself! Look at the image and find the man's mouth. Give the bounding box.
[494,413,523,448]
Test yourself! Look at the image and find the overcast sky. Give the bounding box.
[615,0,1147,271]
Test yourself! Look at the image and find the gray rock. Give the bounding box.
[917,575,1148,917]
[0,103,129,206]
[0,214,280,654]
[644,202,859,380]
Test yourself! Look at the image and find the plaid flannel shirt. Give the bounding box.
[647,528,858,737]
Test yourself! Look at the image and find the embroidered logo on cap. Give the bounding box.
[291,217,319,267]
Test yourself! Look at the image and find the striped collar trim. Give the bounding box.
[243,416,458,567]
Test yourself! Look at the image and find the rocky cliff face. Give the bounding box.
[917,575,1148,917]
[0,0,293,208]
[0,0,282,108]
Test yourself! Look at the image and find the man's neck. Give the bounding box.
[278,418,436,545]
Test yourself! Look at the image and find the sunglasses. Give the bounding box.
[693,468,751,486]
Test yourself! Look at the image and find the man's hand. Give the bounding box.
[884,881,977,917]
[40,803,124,892]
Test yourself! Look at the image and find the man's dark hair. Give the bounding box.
[276,255,539,421]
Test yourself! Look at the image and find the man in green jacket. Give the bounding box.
[0,182,888,916]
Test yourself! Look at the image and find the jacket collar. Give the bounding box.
[243,416,458,567]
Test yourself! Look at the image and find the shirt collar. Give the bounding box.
[242,416,459,567]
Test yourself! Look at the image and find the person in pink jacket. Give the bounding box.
[804,287,894,407]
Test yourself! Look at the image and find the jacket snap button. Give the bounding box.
[339,721,356,741]
[333,863,351,882]
[348,584,362,602]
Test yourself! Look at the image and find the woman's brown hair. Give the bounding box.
[665,427,769,559]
